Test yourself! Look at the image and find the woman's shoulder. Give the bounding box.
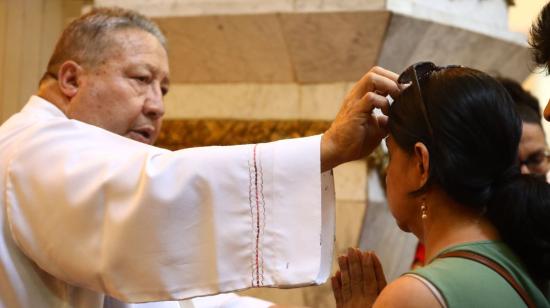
[374,275,443,308]
[409,245,528,308]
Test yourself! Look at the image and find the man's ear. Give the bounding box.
[413,142,430,188]
[57,61,83,99]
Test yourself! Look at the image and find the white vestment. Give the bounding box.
[0,96,335,307]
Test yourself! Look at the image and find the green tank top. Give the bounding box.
[408,240,549,308]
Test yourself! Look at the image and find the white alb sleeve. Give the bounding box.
[5,118,335,303]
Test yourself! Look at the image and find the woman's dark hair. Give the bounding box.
[388,67,550,284]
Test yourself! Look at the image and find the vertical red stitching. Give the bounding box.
[253,144,260,287]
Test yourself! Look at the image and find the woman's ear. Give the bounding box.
[413,142,430,188]
[57,60,83,99]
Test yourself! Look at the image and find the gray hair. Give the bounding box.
[41,7,167,84]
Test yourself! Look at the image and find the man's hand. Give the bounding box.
[331,248,387,308]
[321,66,400,171]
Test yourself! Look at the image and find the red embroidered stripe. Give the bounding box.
[253,144,260,286]
[248,144,265,286]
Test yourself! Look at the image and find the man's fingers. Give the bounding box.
[359,92,391,116]
[353,68,400,99]
[371,66,400,82]
[348,248,363,297]
[338,255,352,302]
[367,72,401,99]
[331,273,343,308]
[371,252,388,293]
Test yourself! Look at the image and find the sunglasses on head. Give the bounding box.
[397,62,462,138]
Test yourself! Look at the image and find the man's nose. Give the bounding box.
[144,84,165,120]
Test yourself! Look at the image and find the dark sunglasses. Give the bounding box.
[397,62,462,137]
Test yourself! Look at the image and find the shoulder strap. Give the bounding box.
[438,250,536,308]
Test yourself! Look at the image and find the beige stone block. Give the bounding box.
[155,14,293,83]
[280,11,391,83]
[95,2,529,86]
[335,199,367,254]
[163,83,300,119]
[96,0,296,17]
[378,14,531,81]
[154,11,391,84]
[299,82,354,120]
[163,82,360,120]
[165,82,364,120]
[333,160,367,202]
[96,0,386,17]
[294,0,385,12]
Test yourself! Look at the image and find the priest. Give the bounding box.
[0,7,399,307]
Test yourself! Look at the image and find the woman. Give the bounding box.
[332,63,550,307]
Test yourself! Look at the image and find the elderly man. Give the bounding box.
[0,7,399,308]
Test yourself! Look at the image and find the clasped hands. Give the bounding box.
[331,248,387,308]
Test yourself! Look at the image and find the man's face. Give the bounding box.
[519,122,549,176]
[66,28,170,145]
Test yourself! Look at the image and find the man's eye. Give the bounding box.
[134,76,150,83]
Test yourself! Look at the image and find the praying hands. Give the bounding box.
[331,248,387,308]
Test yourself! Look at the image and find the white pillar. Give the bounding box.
[0,0,84,122]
